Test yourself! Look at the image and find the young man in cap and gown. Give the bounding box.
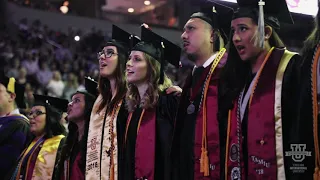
[171,1,234,179]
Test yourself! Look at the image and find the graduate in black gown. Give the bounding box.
[10,94,67,180]
[297,4,320,179]
[218,0,309,179]
[85,25,140,180]
[123,25,181,180]
[170,1,233,179]
[56,77,97,180]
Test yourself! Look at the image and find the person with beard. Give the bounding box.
[170,1,233,179]
[56,77,97,180]
[296,3,320,179]
[10,94,67,180]
[219,0,304,179]
[85,25,140,180]
[0,71,30,178]
[123,25,180,180]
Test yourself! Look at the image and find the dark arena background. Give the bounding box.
[0,0,317,105]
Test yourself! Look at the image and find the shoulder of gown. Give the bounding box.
[157,91,180,123]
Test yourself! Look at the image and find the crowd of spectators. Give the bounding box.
[0,18,192,111]
[1,18,109,107]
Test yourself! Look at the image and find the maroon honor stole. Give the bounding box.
[193,71,220,179]
[125,108,156,180]
[225,47,296,180]
[190,48,226,178]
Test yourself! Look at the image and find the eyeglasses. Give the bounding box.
[28,110,46,118]
[97,50,118,59]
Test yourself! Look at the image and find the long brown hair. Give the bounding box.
[219,19,285,113]
[97,46,128,114]
[126,53,172,112]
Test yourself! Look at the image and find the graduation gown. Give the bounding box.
[171,55,226,179]
[64,142,85,180]
[294,45,320,179]
[57,123,86,180]
[123,92,179,180]
[224,47,309,180]
[11,135,66,180]
[0,113,30,178]
[85,95,128,180]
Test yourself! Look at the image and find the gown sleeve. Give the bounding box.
[0,117,30,178]
[156,92,179,180]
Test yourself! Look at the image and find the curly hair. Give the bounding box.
[126,53,172,112]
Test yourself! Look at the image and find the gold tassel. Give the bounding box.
[218,32,224,51]
[200,147,205,172]
[7,77,16,93]
[110,164,115,180]
[314,167,320,180]
[203,150,209,176]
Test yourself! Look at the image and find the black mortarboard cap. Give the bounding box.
[71,77,98,99]
[84,77,98,97]
[233,0,293,48]
[190,1,234,40]
[0,71,26,109]
[33,94,69,113]
[234,0,293,28]
[132,25,181,84]
[106,25,141,52]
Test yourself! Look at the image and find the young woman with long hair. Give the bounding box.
[219,0,308,179]
[56,77,97,180]
[123,26,181,180]
[85,25,140,180]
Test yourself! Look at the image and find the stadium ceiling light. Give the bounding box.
[60,6,69,14]
[128,8,135,13]
[144,0,151,5]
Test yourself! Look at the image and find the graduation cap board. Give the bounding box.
[233,0,293,48]
[71,77,98,99]
[106,25,141,52]
[190,1,234,41]
[132,25,181,84]
[84,77,98,97]
[234,0,293,25]
[0,71,26,109]
[33,94,69,113]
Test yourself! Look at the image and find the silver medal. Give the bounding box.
[187,103,195,114]
[231,167,241,180]
[230,143,239,162]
